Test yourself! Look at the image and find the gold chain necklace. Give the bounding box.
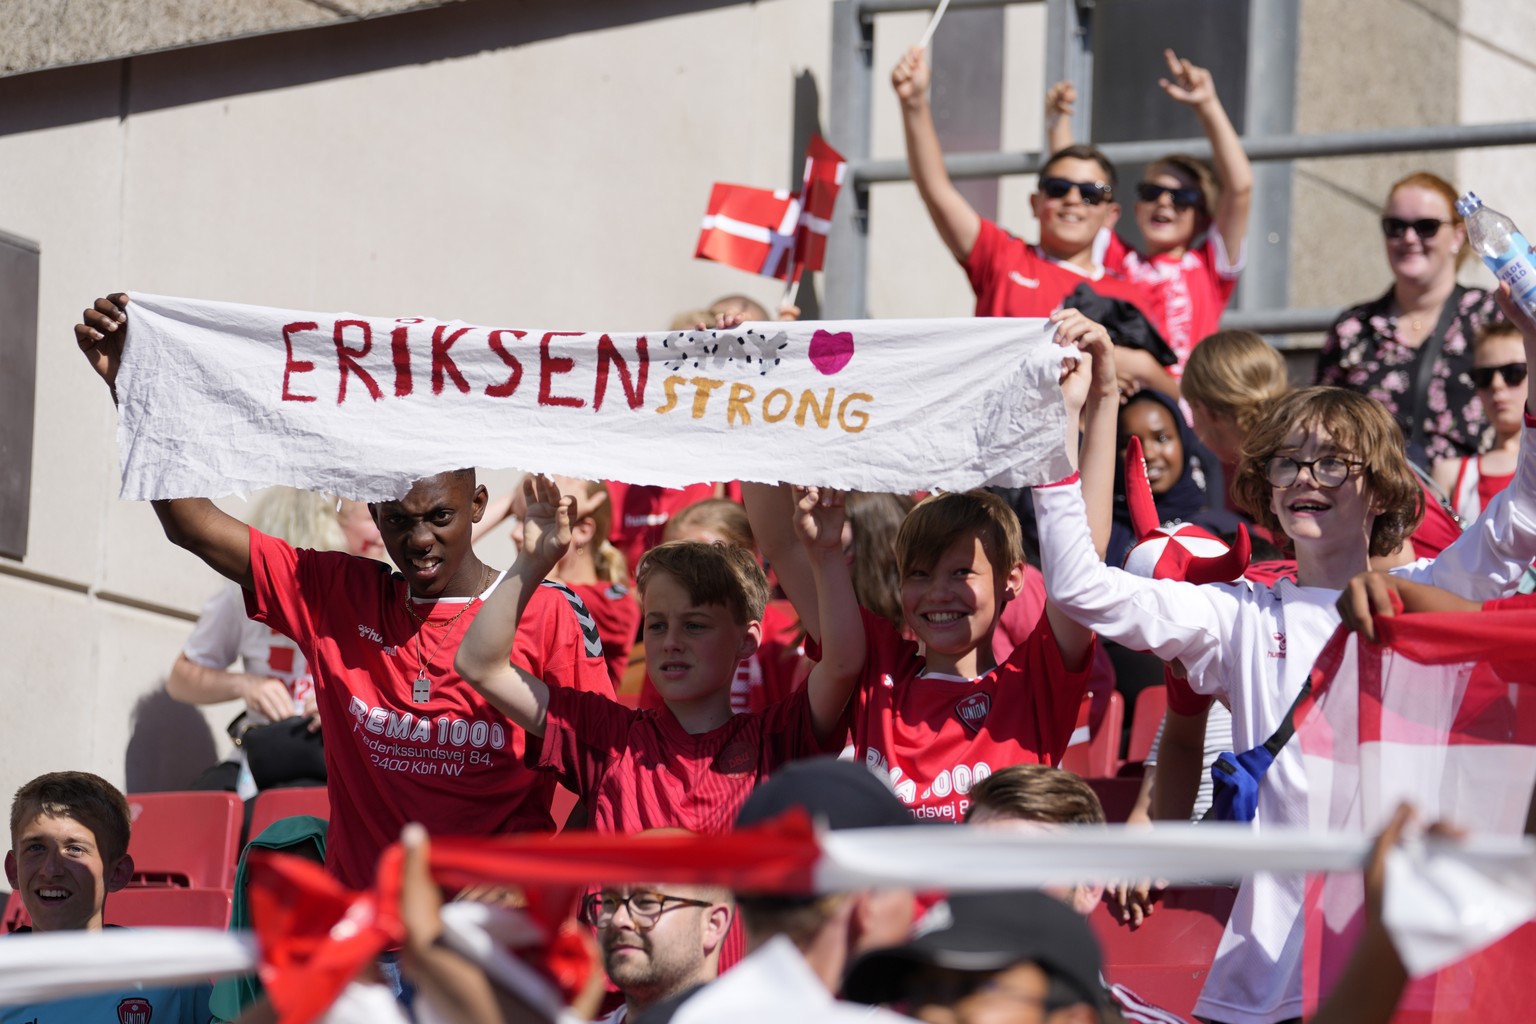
[406,564,495,704]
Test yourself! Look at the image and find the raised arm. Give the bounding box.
[792,486,865,747]
[1159,49,1252,259]
[892,45,981,263]
[454,475,568,737]
[1042,311,1119,668]
[76,292,254,588]
[741,481,823,647]
[1044,80,1076,155]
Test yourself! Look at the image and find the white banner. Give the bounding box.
[116,294,1072,501]
[2,827,1530,1008]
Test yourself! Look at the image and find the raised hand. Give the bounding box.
[891,45,931,107]
[791,485,848,555]
[1045,80,1077,122]
[517,473,573,573]
[75,292,131,393]
[1157,48,1217,109]
[1049,308,1117,418]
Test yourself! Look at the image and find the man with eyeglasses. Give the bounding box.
[890,46,1169,400]
[641,757,920,1024]
[582,884,734,1023]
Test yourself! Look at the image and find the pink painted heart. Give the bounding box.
[808,329,855,375]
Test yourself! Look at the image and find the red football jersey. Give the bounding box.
[566,581,641,689]
[964,219,1164,335]
[245,530,613,889]
[533,686,835,835]
[604,482,719,575]
[851,608,1091,823]
[1102,232,1239,371]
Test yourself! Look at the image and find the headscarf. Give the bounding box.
[1109,389,1215,567]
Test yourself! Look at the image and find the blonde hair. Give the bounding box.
[665,498,755,551]
[1232,387,1423,558]
[1387,171,1470,269]
[250,487,348,551]
[1182,330,1291,437]
[567,479,628,585]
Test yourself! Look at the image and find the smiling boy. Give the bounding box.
[74,294,613,890]
[3,772,211,1023]
[743,311,1118,822]
[455,475,858,834]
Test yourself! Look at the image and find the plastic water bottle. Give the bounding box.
[1457,192,1536,317]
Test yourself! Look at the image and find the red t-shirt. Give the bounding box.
[851,608,1091,823]
[566,581,641,690]
[1101,232,1240,372]
[964,219,1163,335]
[604,482,719,574]
[245,530,613,889]
[533,686,837,835]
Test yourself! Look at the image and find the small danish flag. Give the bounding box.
[695,135,847,284]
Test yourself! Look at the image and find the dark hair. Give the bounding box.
[11,772,132,864]
[1231,387,1423,558]
[896,490,1024,582]
[1146,153,1217,221]
[1042,144,1118,191]
[635,540,769,624]
[964,765,1105,825]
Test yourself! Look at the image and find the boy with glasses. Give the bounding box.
[891,47,1170,398]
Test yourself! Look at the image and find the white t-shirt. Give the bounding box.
[668,936,914,1024]
[1033,429,1536,1024]
[183,581,313,719]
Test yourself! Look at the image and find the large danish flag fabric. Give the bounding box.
[1298,608,1536,1022]
[695,135,846,281]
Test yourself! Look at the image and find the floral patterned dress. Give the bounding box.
[1314,285,1498,464]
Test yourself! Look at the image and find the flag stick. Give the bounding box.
[781,266,803,313]
[917,0,951,50]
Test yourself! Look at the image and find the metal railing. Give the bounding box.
[824,0,1536,349]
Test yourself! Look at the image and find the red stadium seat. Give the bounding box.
[248,786,329,841]
[105,887,233,929]
[1087,777,1144,824]
[1061,691,1124,778]
[125,791,242,889]
[2,890,26,933]
[1091,885,1236,1017]
[1126,685,1168,766]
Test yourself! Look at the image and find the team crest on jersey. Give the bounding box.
[954,693,991,733]
[713,740,754,777]
[118,997,153,1024]
[541,580,605,659]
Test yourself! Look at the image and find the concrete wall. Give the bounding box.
[0,0,938,806]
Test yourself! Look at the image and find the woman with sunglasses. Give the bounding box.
[1047,49,1253,372]
[1035,300,1536,1024]
[1432,320,1529,520]
[1315,171,1501,468]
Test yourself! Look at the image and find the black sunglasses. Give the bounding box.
[1381,217,1447,240]
[1136,181,1204,210]
[1471,362,1529,389]
[1039,176,1113,206]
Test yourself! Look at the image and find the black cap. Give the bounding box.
[735,756,915,831]
[842,891,1107,1012]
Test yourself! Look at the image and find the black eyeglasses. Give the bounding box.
[1136,181,1204,210]
[579,891,713,929]
[1381,217,1447,240]
[1039,176,1113,206]
[1264,454,1363,489]
[1472,362,1529,389]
